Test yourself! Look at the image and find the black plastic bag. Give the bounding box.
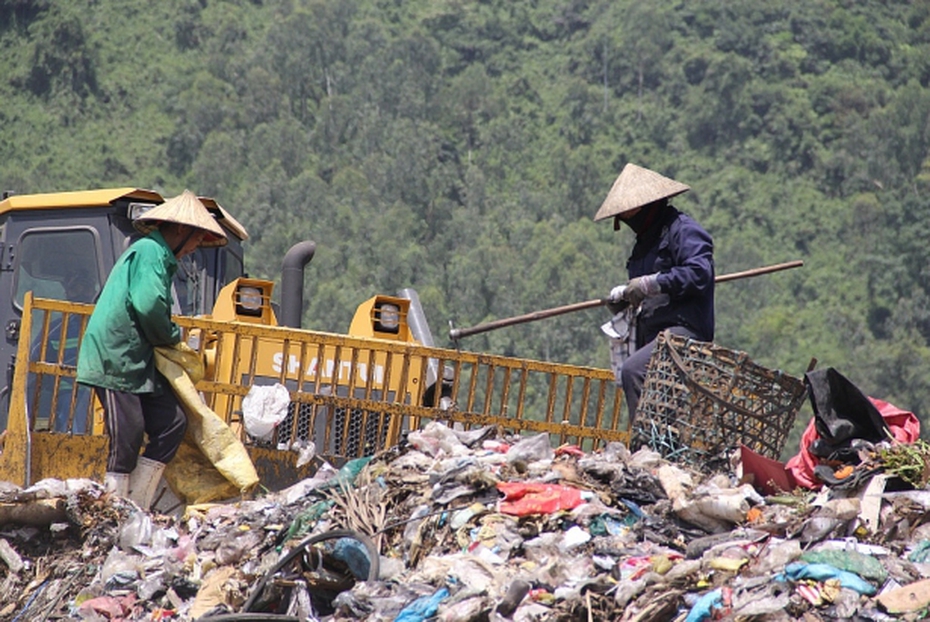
[805,368,889,463]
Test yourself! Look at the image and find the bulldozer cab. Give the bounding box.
[0,188,248,431]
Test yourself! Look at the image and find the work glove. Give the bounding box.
[623,274,661,308]
[608,284,626,304]
[606,284,628,315]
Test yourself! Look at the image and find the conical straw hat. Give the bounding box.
[134,189,228,247]
[593,163,690,222]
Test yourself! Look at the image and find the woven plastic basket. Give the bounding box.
[632,331,806,467]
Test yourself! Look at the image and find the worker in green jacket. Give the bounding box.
[77,190,227,509]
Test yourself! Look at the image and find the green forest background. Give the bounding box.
[3,0,930,440]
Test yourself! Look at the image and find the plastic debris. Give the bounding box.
[782,562,878,595]
[240,382,290,441]
[0,421,929,621]
[496,482,589,515]
[684,587,723,622]
[394,587,450,622]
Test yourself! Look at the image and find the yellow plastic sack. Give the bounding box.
[155,344,260,504]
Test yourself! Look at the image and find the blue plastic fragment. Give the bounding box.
[909,540,930,563]
[331,537,372,580]
[619,498,645,518]
[684,588,722,622]
[783,562,877,595]
[394,587,450,622]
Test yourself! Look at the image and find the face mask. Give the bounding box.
[621,209,650,234]
[615,201,666,234]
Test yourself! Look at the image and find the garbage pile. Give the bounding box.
[3,421,930,621]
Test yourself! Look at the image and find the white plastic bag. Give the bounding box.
[241,383,291,441]
[601,307,637,382]
[506,432,554,464]
[408,421,469,457]
[119,511,153,551]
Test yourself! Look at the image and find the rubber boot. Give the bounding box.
[104,472,129,498]
[127,457,166,510]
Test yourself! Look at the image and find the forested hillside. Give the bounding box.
[2,0,930,431]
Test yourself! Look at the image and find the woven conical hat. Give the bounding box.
[593,163,690,222]
[134,190,228,247]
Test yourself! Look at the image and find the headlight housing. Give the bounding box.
[128,202,156,221]
[374,302,400,333]
[236,285,265,317]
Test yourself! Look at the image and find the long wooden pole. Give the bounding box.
[448,260,803,341]
[713,260,804,283]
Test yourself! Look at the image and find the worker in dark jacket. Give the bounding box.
[77,190,227,508]
[595,163,715,422]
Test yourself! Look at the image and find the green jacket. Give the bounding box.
[77,230,180,393]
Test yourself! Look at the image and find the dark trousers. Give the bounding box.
[621,326,699,424]
[95,387,187,474]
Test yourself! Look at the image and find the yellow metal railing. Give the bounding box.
[1,295,628,487]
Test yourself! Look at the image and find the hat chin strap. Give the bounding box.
[173,228,199,256]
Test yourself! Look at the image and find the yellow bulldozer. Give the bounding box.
[0,187,626,494]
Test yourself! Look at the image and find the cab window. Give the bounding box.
[14,228,101,309]
[173,244,244,316]
[174,251,206,317]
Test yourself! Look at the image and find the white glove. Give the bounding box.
[608,284,626,303]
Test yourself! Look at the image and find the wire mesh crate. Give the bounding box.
[632,331,806,468]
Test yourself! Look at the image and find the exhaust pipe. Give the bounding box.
[280,241,316,328]
[397,288,435,347]
[398,288,453,408]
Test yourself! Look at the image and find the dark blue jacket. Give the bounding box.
[626,206,715,346]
